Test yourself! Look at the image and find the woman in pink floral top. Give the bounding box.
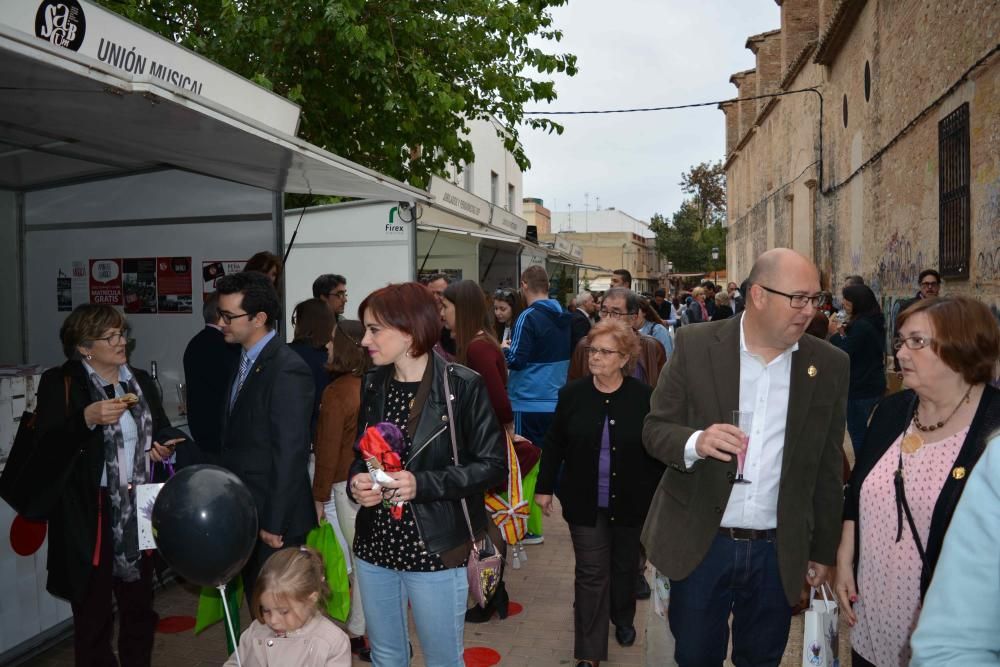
[834,296,1000,666]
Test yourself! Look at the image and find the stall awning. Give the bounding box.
[0,26,430,201]
[544,247,605,272]
[417,223,523,246]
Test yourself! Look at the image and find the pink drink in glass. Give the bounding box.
[732,411,753,484]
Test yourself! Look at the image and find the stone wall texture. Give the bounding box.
[723,0,1000,322]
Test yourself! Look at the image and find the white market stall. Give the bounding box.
[0,0,428,660]
[279,175,532,315]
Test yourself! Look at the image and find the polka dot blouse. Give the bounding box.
[353,380,445,572]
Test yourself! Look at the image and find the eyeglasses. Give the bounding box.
[328,290,348,299]
[919,281,940,289]
[494,288,514,298]
[599,308,636,319]
[217,309,251,325]
[92,329,130,345]
[758,285,827,309]
[892,335,933,350]
[586,346,624,358]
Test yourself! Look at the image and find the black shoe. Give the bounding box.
[350,636,372,662]
[465,581,510,623]
[635,574,651,600]
[615,625,637,647]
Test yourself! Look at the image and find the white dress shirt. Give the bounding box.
[684,315,797,529]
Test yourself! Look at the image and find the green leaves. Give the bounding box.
[96,0,576,187]
[651,162,728,275]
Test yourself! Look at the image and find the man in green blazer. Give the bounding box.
[642,248,849,666]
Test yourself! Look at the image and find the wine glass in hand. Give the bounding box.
[731,411,753,484]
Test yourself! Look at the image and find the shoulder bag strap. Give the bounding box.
[441,358,478,545]
[894,449,928,569]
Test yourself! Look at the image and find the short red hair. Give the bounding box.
[898,296,1000,384]
[358,283,441,357]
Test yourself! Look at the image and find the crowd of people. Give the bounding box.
[27,246,1000,667]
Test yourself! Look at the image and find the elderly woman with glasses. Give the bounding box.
[26,304,186,666]
[834,296,1000,667]
[535,319,664,667]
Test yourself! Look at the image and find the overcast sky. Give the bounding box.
[519,0,780,223]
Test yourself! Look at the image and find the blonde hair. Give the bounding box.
[251,546,330,622]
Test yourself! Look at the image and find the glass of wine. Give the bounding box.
[731,411,753,484]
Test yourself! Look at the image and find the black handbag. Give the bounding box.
[0,374,76,520]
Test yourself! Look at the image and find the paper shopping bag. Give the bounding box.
[801,585,840,667]
[135,482,164,550]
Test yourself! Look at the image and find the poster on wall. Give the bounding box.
[157,257,193,313]
[57,270,72,312]
[72,261,89,307]
[202,260,248,299]
[123,258,158,314]
[89,259,123,305]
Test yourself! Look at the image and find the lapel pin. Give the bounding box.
[807,365,818,378]
[952,467,966,480]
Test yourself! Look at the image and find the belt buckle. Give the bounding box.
[728,527,750,541]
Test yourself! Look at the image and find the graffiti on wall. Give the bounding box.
[979,246,1000,282]
[974,180,1000,283]
[871,232,925,296]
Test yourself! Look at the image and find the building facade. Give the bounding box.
[442,117,524,213]
[722,0,999,321]
[551,207,655,237]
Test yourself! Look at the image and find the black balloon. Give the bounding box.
[152,464,258,587]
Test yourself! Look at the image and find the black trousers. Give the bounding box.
[568,510,642,661]
[71,491,157,667]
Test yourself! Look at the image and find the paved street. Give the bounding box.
[15,494,851,666]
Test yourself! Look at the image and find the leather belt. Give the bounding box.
[719,527,776,541]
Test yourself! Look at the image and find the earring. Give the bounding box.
[86,354,93,361]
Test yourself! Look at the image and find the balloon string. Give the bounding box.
[219,583,242,667]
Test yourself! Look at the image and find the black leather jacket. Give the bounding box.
[349,353,506,563]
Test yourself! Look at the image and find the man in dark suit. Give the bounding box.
[180,292,240,466]
[569,290,594,351]
[642,248,849,666]
[215,271,316,602]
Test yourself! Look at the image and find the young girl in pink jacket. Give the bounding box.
[225,547,351,667]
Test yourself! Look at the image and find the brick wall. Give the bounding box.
[723,0,999,316]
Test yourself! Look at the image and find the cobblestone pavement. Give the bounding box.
[16,494,851,666]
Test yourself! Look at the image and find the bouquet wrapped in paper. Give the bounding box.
[357,422,406,519]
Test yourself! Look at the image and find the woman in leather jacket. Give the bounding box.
[347,282,506,667]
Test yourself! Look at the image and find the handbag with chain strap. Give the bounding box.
[441,362,503,608]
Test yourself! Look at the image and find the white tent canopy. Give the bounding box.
[0,25,429,201]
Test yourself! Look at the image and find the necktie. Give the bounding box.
[231,353,252,409]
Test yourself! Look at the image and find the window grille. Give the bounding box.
[938,103,969,279]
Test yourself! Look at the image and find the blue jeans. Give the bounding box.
[355,557,467,667]
[668,533,792,667]
[846,396,881,457]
